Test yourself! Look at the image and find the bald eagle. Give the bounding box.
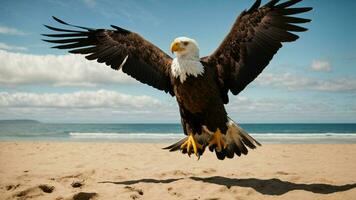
[43,0,312,160]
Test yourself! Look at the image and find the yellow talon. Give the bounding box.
[209,129,226,152]
[187,139,192,154]
[180,134,203,157]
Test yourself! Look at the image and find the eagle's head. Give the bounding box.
[170,37,204,82]
[170,37,200,59]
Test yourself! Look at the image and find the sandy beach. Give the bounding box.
[0,142,355,200]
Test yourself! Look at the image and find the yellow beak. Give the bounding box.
[170,41,185,54]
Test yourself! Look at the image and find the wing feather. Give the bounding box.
[205,0,312,100]
[43,17,174,95]
[42,33,88,37]
[43,25,88,33]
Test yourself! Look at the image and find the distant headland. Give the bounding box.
[0,119,41,124]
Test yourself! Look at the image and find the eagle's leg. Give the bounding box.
[208,129,226,152]
[180,134,203,157]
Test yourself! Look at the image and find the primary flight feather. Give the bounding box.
[43,0,312,160]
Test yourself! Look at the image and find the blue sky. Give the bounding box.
[0,0,355,123]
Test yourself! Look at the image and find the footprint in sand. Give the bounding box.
[71,180,84,188]
[167,187,183,197]
[5,184,20,191]
[38,184,55,193]
[124,186,143,200]
[124,186,144,195]
[72,192,97,200]
[130,194,139,200]
[13,184,55,199]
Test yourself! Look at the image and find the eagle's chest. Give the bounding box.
[174,75,207,97]
[171,57,221,112]
[173,75,209,112]
[173,68,220,113]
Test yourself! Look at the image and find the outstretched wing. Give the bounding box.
[204,0,312,101]
[43,17,174,96]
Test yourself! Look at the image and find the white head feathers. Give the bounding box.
[170,37,204,83]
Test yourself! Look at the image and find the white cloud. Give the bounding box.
[0,50,136,87]
[311,60,331,72]
[255,73,356,92]
[0,90,355,123]
[226,96,292,117]
[0,90,161,109]
[226,95,356,123]
[0,43,27,51]
[0,90,178,123]
[0,26,26,35]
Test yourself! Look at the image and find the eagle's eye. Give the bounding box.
[182,41,189,46]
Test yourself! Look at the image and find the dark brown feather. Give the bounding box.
[69,46,98,54]
[43,25,88,33]
[205,0,312,99]
[42,33,88,37]
[278,7,313,15]
[43,17,174,95]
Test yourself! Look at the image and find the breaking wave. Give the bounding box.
[68,132,356,143]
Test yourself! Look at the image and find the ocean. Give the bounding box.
[1,120,356,144]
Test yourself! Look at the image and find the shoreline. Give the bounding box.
[1,133,356,144]
[1,142,356,199]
